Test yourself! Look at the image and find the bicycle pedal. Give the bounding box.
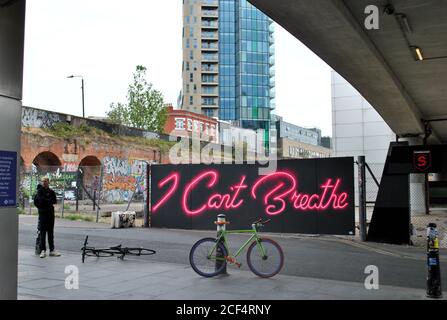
[235,262,242,268]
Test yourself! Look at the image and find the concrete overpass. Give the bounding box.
[249,0,447,143]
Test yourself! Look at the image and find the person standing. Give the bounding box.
[34,177,61,258]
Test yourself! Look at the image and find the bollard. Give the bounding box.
[426,223,443,298]
[216,214,228,275]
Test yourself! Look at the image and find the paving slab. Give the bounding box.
[17,247,441,300]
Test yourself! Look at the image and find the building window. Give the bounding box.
[187,119,193,131]
[189,96,193,105]
[175,118,186,130]
[190,73,193,82]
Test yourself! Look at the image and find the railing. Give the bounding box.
[202,0,218,6]
[202,88,218,95]
[202,21,218,28]
[202,43,218,50]
[202,31,218,39]
[202,76,218,83]
[202,54,218,61]
[202,10,218,17]
[202,65,219,72]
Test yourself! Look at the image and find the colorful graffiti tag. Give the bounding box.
[102,157,147,202]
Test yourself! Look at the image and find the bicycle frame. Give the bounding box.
[211,225,267,260]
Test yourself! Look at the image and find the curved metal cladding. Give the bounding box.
[150,157,355,235]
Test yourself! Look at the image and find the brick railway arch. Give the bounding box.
[32,151,62,172]
[78,155,102,199]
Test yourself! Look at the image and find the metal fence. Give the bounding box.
[19,164,147,222]
[409,173,447,248]
[359,159,447,247]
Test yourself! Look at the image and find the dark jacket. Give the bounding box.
[34,184,57,216]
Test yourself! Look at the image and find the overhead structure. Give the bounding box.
[248,0,447,143]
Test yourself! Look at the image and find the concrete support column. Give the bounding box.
[401,137,426,215]
[0,0,26,300]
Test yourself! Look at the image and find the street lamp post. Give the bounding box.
[67,75,85,118]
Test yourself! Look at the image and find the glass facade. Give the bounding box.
[218,0,275,133]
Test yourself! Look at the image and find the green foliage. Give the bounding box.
[119,135,176,153]
[17,207,26,215]
[44,123,107,139]
[107,65,167,132]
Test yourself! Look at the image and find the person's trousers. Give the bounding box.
[38,214,55,252]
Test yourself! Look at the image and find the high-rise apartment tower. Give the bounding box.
[181,0,275,134]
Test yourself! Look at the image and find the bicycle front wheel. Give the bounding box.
[84,250,115,258]
[189,238,227,278]
[247,238,284,278]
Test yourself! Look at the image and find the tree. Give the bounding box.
[107,65,167,133]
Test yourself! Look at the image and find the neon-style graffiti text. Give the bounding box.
[152,170,349,216]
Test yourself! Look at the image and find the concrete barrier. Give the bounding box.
[111,211,136,229]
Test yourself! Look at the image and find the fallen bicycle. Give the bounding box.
[81,235,156,263]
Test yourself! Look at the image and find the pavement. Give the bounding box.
[18,247,434,300]
[17,215,447,300]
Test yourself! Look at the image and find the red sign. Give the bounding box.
[414,151,431,172]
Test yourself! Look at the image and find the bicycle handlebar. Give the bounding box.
[252,218,271,226]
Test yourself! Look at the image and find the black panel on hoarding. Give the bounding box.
[150,158,356,235]
[367,142,411,244]
[150,164,192,230]
[316,157,355,235]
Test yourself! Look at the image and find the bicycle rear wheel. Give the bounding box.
[126,248,156,256]
[247,238,284,278]
[189,238,227,278]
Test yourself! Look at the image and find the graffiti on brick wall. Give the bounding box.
[102,157,146,203]
[22,108,62,128]
[20,166,77,201]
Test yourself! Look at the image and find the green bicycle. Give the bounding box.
[189,218,284,278]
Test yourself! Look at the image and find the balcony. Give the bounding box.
[201,76,218,84]
[202,86,218,95]
[201,0,218,8]
[202,53,218,62]
[201,20,219,29]
[201,65,219,73]
[202,9,218,18]
[202,31,218,39]
[202,42,219,51]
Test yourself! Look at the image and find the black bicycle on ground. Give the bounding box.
[81,236,156,263]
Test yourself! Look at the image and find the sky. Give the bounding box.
[22,0,333,136]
